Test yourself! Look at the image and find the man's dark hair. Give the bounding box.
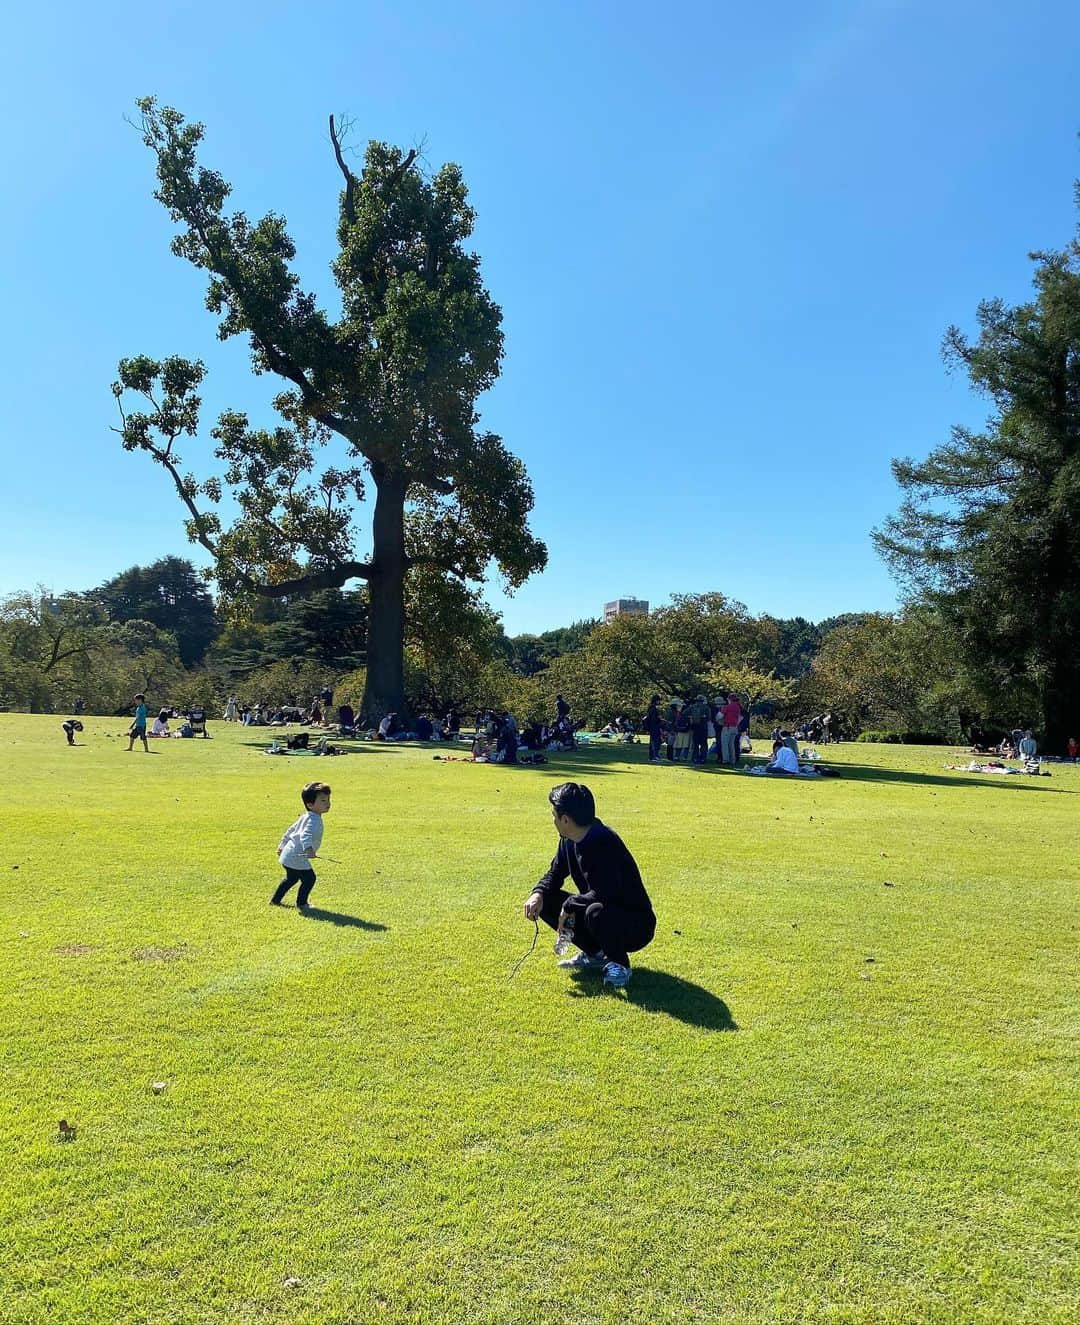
[301,781,331,806]
[548,781,595,826]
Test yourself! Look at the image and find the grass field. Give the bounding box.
[2,715,1077,1324]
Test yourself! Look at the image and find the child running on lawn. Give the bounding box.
[271,782,331,910]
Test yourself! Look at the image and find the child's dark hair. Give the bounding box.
[301,781,331,806]
[548,781,595,826]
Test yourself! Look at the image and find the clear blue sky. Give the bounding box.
[2,0,1077,634]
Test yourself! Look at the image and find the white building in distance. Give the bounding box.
[604,597,649,623]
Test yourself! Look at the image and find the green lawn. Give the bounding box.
[2,715,1077,1324]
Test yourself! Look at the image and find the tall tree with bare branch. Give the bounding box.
[114,99,546,723]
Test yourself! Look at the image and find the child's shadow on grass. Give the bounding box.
[568,968,737,1031]
[298,907,388,932]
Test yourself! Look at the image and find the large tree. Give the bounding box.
[92,556,220,666]
[874,187,1080,749]
[113,99,545,724]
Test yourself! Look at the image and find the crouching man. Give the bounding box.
[523,782,656,989]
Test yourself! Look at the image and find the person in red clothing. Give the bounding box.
[1067,736,1079,762]
[720,692,743,767]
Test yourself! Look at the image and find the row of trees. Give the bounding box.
[1,561,1011,743]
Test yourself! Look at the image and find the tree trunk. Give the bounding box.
[360,471,411,728]
[1041,664,1080,755]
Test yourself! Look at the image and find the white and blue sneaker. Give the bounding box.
[558,949,606,971]
[602,961,632,989]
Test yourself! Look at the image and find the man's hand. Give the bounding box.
[523,891,543,921]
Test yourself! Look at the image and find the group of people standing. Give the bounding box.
[642,693,749,767]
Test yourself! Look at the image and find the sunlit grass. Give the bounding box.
[2,715,1076,1323]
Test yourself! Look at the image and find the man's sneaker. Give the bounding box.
[602,961,632,989]
[558,949,606,971]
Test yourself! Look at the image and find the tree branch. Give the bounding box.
[385,148,418,195]
[404,551,466,576]
[249,561,373,598]
[43,645,91,673]
[328,115,357,225]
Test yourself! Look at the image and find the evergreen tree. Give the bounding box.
[93,556,219,666]
[875,182,1080,748]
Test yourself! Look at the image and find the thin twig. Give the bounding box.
[507,920,539,982]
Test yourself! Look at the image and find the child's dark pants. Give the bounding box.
[536,889,655,968]
[272,867,316,907]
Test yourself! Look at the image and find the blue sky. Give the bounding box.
[1,0,1077,634]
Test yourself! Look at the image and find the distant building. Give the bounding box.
[604,597,649,623]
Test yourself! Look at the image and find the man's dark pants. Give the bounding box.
[272,867,316,907]
[648,729,662,760]
[536,890,655,968]
[691,724,708,764]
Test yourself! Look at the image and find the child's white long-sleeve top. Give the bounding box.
[278,812,324,870]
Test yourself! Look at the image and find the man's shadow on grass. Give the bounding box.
[297,907,387,931]
[567,967,737,1031]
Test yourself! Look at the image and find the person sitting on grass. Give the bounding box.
[765,739,800,775]
[522,782,656,990]
[151,710,171,738]
[270,781,331,910]
[126,693,149,752]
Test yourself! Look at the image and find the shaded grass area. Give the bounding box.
[1,717,1077,1323]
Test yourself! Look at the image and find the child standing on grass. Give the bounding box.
[271,782,331,910]
[126,693,149,752]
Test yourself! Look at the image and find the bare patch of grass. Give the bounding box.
[131,943,190,963]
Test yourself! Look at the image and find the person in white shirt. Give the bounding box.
[270,782,331,909]
[766,740,800,775]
